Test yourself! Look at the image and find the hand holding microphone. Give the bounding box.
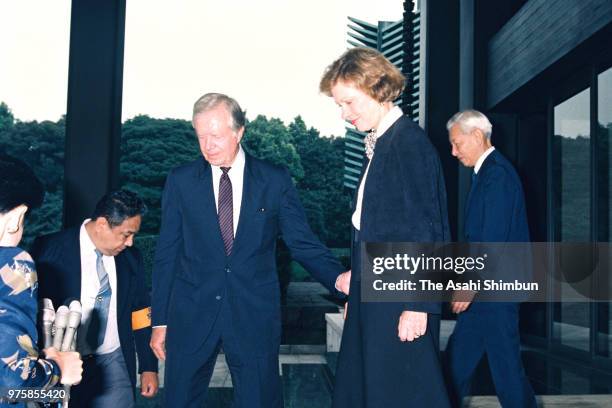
[43,347,83,385]
[39,299,84,391]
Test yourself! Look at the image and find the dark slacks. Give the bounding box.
[70,347,134,408]
[445,303,537,408]
[164,300,282,408]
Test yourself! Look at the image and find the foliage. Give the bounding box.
[0,114,66,247]
[289,117,351,247]
[120,115,200,234]
[0,102,15,132]
[242,115,304,181]
[0,102,352,256]
[134,234,158,288]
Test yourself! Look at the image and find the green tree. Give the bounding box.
[120,115,200,234]
[0,102,15,132]
[0,108,65,247]
[289,116,351,247]
[0,103,351,253]
[242,115,304,181]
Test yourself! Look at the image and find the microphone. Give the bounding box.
[61,301,82,352]
[61,301,82,408]
[41,298,55,349]
[52,306,69,350]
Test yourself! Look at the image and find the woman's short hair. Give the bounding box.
[0,154,44,214]
[319,47,405,103]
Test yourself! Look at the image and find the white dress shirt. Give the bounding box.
[474,146,495,174]
[352,106,404,230]
[210,145,246,236]
[78,220,120,355]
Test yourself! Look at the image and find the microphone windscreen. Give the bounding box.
[68,300,81,313]
[42,307,55,324]
[42,298,54,311]
[54,305,69,328]
[67,302,82,328]
[53,306,69,350]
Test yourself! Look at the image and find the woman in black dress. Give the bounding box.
[320,48,451,407]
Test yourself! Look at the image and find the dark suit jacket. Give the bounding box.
[31,227,158,387]
[464,149,531,304]
[464,149,529,243]
[359,115,450,314]
[152,153,344,356]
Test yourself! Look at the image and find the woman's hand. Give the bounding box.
[397,311,427,342]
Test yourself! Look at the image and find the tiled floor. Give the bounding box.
[134,283,612,407]
[206,352,328,388]
[468,349,612,396]
[282,282,341,345]
[465,395,612,407]
[137,347,612,407]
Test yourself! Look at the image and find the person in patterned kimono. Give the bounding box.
[0,154,82,406]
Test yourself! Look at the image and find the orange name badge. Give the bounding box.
[132,307,152,330]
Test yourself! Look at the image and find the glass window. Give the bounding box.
[553,88,591,241]
[598,67,612,241]
[552,87,591,352]
[0,1,71,248]
[596,66,612,357]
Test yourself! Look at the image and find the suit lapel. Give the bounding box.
[114,253,130,316]
[233,153,262,255]
[465,173,478,220]
[358,123,395,216]
[351,155,370,212]
[197,159,227,255]
[465,151,496,220]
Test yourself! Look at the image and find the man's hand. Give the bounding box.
[451,290,476,314]
[44,347,83,385]
[150,326,167,361]
[335,270,351,295]
[140,371,159,398]
[397,311,427,342]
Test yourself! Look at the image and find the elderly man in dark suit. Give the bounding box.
[446,110,537,408]
[32,190,159,407]
[149,93,350,408]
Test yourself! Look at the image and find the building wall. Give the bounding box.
[487,0,612,108]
